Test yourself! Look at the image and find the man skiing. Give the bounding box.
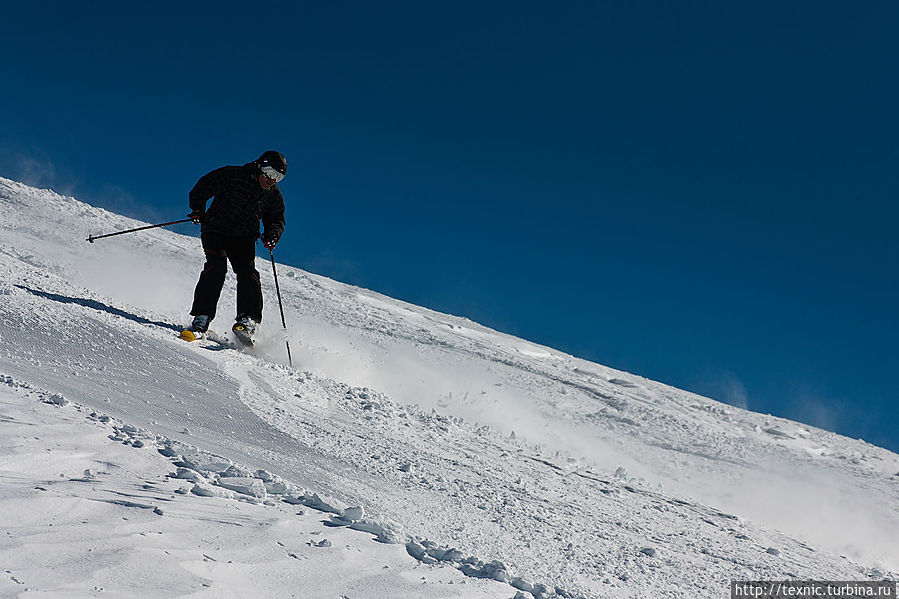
[183,150,287,344]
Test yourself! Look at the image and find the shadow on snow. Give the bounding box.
[15,285,181,333]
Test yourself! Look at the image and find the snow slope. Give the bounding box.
[0,177,896,598]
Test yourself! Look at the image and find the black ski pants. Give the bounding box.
[190,232,263,323]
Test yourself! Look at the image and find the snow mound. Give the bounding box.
[0,177,897,598]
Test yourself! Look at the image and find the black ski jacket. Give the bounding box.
[189,163,285,241]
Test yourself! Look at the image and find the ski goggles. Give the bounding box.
[260,165,285,183]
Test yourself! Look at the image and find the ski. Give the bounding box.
[179,329,204,342]
[231,321,255,346]
[177,329,234,348]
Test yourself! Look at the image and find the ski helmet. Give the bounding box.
[257,150,287,182]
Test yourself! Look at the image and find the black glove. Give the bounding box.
[261,231,280,250]
[188,210,204,225]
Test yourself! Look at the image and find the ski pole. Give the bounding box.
[86,218,193,243]
[269,248,293,367]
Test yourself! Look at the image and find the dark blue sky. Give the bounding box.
[2,2,896,451]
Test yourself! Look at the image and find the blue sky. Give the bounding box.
[1,2,896,452]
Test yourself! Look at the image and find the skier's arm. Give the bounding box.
[261,190,286,247]
[188,167,229,214]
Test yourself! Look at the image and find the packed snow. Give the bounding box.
[0,176,896,598]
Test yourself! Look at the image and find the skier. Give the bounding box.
[183,151,287,344]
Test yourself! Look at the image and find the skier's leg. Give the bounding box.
[229,236,263,323]
[190,233,228,321]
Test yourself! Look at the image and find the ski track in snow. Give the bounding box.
[0,177,897,598]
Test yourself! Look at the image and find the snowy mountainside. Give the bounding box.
[0,177,896,598]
